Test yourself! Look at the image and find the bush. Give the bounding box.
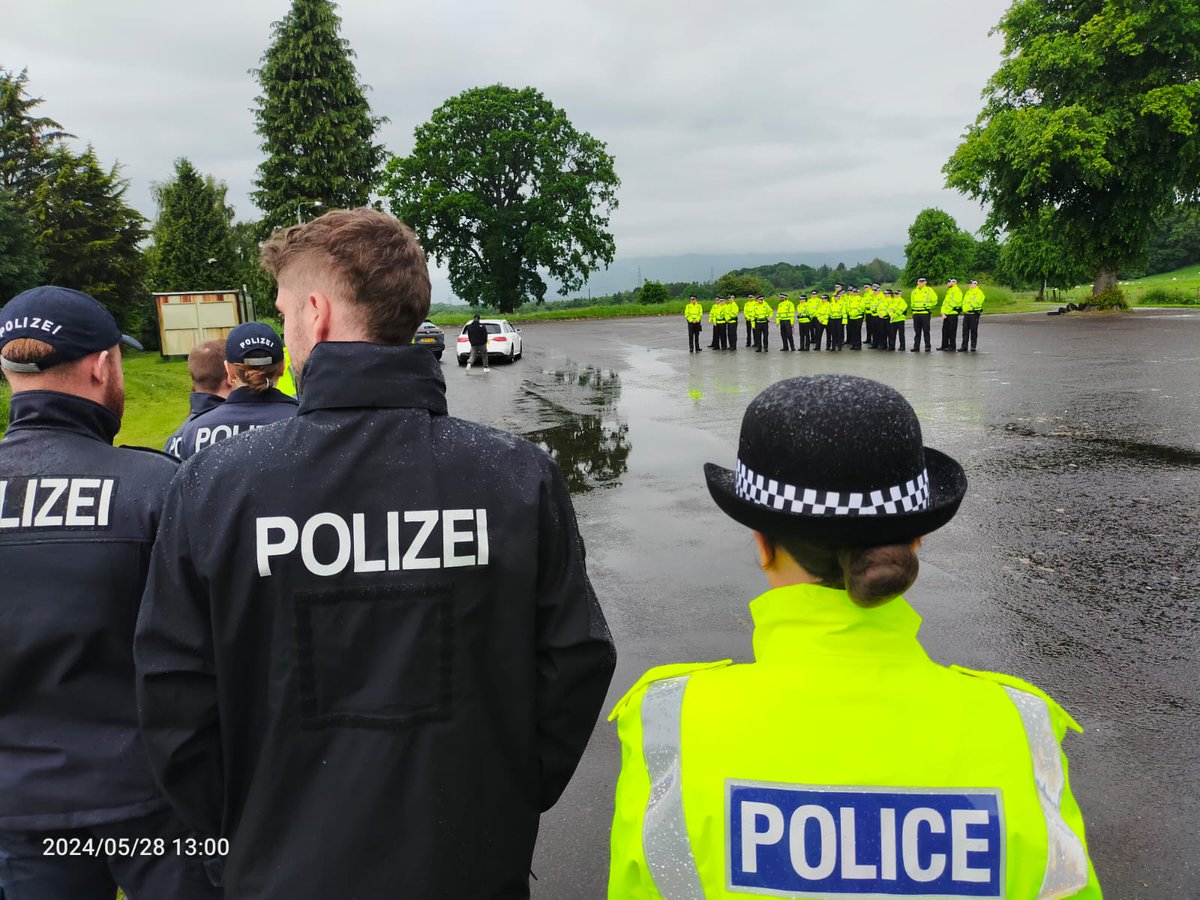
[1088,288,1128,310]
[1139,287,1198,305]
[637,280,669,304]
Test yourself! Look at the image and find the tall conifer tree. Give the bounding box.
[0,67,70,212]
[252,0,386,235]
[32,146,148,334]
[148,158,238,292]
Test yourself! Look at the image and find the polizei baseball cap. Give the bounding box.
[0,286,143,373]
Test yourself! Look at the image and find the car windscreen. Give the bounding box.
[461,323,502,334]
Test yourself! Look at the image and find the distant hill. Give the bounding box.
[429,246,907,303]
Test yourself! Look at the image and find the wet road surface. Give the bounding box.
[441,310,1200,898]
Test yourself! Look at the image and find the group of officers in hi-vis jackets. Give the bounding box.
[684,278,987,355]
[1,208,1098,900]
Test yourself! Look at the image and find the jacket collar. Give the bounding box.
[224,386,298,406]
[296,342,448,416]
[750,583,929,665]
[188,391,225,417]
[4,390,121,445]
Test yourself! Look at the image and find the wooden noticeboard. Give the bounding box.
[154,291,248,357]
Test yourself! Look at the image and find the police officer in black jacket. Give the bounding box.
[134,208,617,899]
[169,322,298,460]
[0,286,218,900]
[163,340,230,457]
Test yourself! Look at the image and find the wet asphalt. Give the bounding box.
[441,309,1200,899]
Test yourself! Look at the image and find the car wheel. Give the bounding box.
[457,355,468,367]
[515,345,522,360]
[506,346,515,363]
[435,350,443,360]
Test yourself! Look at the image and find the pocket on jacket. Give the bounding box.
[293,582,453,729]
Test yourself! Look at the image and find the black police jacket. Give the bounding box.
[170,385,298,460]
[135,342,616,899]
[0,391,178,829]
[162,391,226,455]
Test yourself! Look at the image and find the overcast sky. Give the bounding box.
[4,0,1010,291]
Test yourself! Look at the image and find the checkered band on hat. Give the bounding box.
[734,461,931,516]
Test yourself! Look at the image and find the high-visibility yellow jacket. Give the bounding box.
[909,285,939,314]
[775,299,795,323]
[728,300,740,323]
[963,287,986,313]
[798,299,814,322]
[277,347,297,397]
[758,301,773,323]
[889,294,909,323]
[609,584,1101,900]
[865,293,880,316]
[815,301,831,325]
[942,285,964,315]
[829,296,847,322]
[846,293,865,319]
[685,300,703,323]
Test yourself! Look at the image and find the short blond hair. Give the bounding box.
[260,208,431,345]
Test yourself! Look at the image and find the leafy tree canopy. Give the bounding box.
[0,67,71,211]
[386,84,620,314]
[0,189,43,302]
[999,208,1090,297]
[944,0,1200,294]
[901,208,976,285]
[148,158,238,292]
[637,280,669,304]
[252,0,386,235]
[31,146,148,335]
[715,272,773,297]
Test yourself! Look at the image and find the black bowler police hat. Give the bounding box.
[705,375,967,545]
[0,286,142,372]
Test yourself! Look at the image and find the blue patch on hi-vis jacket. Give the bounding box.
[726,782,1005,898]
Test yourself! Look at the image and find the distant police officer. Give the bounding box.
[0,287,218,900]
[775,294,795,351]
[134,208,616,899]
[908,277,938,352]
[608,375,1101,900]
[685,295,704,353]
[755,295,772,352]
[163,340,231,457]
[170,322,298,461]
[727,295,741,351]
[961,280,985,351]
[939,278,964,350]
[709,296,724,349]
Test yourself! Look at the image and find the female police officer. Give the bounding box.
[608,374,1101,899]
[171,322,298,460]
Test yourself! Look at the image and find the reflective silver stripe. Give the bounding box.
[1003,686,1090,899]
[641,675,704,900]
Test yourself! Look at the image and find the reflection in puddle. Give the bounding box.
[521,366,631,493]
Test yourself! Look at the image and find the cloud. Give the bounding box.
[2,0,1009,289]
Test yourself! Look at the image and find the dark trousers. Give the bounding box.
[0,807,219,900]
[874,316,890,348]
[727,321,738,349]
[709,321,720,348]
[961,312,980,349]
[745,319,753,347]
[797,322,810,350]
[812,323,825,350]
[865,316,876,347]
[887,321,905,350]
[912,313,932,350]
[779,322,795,350]
[848,318,863,349]
[757,322,769,350]
[830,321,845,350]
[940,314,959,349]
[688,321,702,352]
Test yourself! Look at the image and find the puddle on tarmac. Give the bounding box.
[999,422,1200,467]
[518,366,630,493]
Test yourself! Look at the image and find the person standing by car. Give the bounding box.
[0,286,219,900]
[169,322,298,461]
[134,208,616,899]
[608,374,1101,900]
[465,312,490,372]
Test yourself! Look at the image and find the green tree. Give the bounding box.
[944,0,1200,296]
[901,208,975,286]
[999,209,1089,298]
[252,0,387,235]
[31,146,148,335]
[0,189,43,301]
[970,236,1003,280]
[715,272,772,297]
[0,67,70,211]
[148,158,238,292]
[386,84,620,314]
[637,280,669,304]
[230,219,278,317]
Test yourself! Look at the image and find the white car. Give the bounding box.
[456,319,523,365]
